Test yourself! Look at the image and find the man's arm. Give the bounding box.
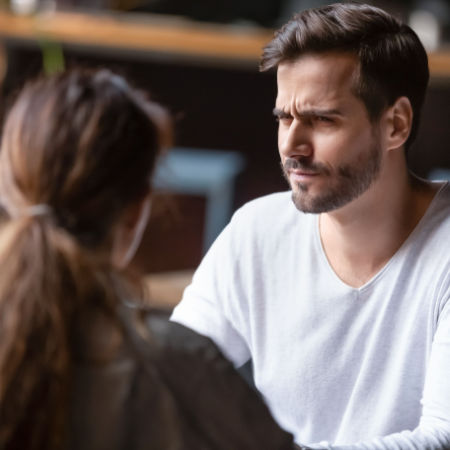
[170,216,252,367]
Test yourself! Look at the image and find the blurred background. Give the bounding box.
[0,0,449,305]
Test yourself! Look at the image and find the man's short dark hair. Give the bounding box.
[260,3,429,150]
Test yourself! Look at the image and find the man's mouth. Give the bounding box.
[289,169,320,183]
[283,157,328,182]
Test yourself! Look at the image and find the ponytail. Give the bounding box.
[0,215,122,449]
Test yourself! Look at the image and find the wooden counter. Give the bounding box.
[0,8,449,75]
[144,270,194,309]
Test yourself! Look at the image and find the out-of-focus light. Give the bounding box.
[409,10,441,51]
[10,0,39,15]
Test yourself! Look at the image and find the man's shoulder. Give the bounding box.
[402,182,450,274]
[421,182,450,233]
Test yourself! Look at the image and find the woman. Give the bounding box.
[0,69,294,449]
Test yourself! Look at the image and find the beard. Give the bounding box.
[281,139,382,214]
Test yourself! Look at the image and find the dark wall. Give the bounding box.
[408,83,450,177]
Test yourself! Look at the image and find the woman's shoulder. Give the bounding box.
[138,307,295,450]
[144,308,222,355]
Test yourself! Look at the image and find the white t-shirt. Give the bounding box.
[171,183,450,449]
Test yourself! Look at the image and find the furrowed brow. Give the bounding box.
[273,107,342,119]
[297,108,342,118]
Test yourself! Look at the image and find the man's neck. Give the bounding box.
[318,165,439,288]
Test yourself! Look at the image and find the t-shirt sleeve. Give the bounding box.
[170,212,252,367]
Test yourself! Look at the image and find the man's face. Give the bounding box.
[275,52,383,214]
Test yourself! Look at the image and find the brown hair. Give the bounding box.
[260,2,429,150]
[0,69,171,449]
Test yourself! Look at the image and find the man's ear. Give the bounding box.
[384,96,413,151]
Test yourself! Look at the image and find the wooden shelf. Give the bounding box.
[0,9,273,67]
[0,9,449,75]
[428,51,450,79]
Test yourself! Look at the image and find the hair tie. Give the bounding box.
[24,204,53,218]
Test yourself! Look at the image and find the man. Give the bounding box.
[171,3,450,448]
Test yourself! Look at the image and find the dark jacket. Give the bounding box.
[68,305,294,449]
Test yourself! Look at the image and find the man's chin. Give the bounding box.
[291,189,343,214]
[291,190,316,214]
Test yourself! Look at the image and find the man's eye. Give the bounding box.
[315,116,333,123]
[276,116,292,124]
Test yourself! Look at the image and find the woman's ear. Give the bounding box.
[384,96,413,152]
[111,191,152,269]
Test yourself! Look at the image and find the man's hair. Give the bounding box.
[260,2,429,150]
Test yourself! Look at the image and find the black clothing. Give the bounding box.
[69,305,294,449]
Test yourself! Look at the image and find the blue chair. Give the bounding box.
[153,147,245,254]
[428,168,450,181]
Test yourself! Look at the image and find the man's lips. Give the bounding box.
[282,158,329,182]
[288,169,321,181]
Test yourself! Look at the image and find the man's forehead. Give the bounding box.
[276,52,360,108]
[277,52,359,86]
[278,51,359,74]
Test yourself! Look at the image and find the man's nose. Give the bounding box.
[278,119,313,159]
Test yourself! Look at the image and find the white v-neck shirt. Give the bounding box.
[171,183,450,449]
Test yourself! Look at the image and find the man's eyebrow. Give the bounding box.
[272,107,342,118]
[273,108,290,117]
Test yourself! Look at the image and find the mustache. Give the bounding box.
[282,157,329,174]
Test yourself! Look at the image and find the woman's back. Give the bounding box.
[69,307,178,450]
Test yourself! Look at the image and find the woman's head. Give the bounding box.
[0,69,172,448]
[0,68,170,252]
